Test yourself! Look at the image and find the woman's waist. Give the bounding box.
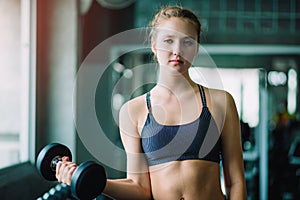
[149,160,223,199]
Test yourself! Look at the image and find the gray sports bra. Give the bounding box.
[141,85,222,166]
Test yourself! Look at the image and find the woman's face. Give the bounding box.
[152,17,199,74]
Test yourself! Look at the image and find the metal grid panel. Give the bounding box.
[135,0,300,35]
[197,0,299,34]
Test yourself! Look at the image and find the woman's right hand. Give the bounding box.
[56,156,78,185]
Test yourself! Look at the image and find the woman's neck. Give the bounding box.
[156,68,198,94]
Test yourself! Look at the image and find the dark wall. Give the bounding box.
[76,1,135,178]
[80,1,135,62]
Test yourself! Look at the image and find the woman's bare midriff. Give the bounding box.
[149,160,225,200]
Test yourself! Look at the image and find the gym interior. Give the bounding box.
[0,0,299,199]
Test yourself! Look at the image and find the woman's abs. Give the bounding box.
[149,160,224,200]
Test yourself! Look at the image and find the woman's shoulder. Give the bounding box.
[119,93,148,120]
[203,86,238,131]
[122,93,147,109]
[203,86,236,114]
[204,86,233,103]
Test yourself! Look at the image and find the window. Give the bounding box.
[189,67,260,127]
[0,0,35,169]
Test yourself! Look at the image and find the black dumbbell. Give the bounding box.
[36,143,107,200]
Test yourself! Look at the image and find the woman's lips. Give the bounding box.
[169,59,183,64]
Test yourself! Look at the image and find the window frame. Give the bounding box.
[19,0,37,165]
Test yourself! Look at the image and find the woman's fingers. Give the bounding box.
[62,156,70,162]
[63,162,77,185]
[56,159,77,185]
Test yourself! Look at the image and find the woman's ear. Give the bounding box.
[196,43,200,54]
[151,41,157,56]
[194,42,199,56]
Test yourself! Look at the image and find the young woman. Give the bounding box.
[56,6,247,200]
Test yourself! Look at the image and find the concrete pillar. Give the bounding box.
[36,0,78,156]
[76,1,135,178]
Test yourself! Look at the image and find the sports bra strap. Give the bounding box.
[198,85,207,107]
[146,92,151,112]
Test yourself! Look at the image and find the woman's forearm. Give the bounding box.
[103,179,152,200]
[227,180,247,200]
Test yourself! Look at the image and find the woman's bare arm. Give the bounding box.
[56,98,152,200]
[103,99,152,200]
[221,92,247,200]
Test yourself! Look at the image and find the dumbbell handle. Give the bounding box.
[50,156,63,172]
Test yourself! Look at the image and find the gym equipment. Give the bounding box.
[289,136,300,165]
[36,143,107,200]
[36,183,72,200]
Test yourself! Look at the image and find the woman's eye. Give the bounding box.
[183,39,194,46]
[164,39,173,44]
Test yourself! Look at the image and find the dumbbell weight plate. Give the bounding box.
[71,161,107,200]
[36,143,72,181]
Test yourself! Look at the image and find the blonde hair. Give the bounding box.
[150,6,202,43]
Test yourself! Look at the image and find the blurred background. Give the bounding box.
[0,0,299,199]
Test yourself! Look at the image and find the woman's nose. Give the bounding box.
[172,42,182,56]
